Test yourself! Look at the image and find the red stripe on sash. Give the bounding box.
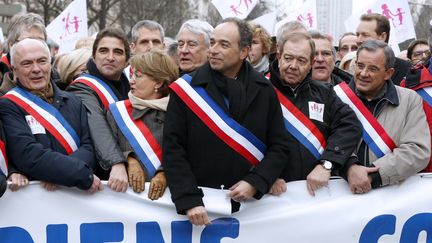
[71,79,111,110]
[170,82,259,166]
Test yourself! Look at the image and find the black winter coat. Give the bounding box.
[163,62,291,214]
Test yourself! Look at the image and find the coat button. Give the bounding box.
[334,146,340,151]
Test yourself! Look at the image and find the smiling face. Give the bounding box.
[354,48,394,100]
[12,39,51,91]
[93,36,127,80]
[208,22,249,78]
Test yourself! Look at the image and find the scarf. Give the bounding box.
[128,92,169,111]
[253,56,269,74]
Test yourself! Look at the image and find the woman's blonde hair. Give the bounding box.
[130,49,179,97]
[55,48,92,85]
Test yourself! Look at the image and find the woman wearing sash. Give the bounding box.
[107,50,178,199]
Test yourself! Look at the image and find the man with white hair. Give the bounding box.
[0,39,102,192]
[176,19,214,75]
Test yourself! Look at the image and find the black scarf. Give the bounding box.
[213,61,249,121]
[86,59,130,100]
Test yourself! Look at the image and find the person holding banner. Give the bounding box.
[67,28,130,192]
[164,18,290,225]
[336,40,430,194]
[0,39,102,192]
[268,32,361,196]
[107,50,178,199]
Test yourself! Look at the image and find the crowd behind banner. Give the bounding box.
[0,7,431,236]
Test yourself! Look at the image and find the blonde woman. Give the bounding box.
[107,49,178,199]
[54,48,92,89]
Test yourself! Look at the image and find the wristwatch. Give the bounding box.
[321,160,333,171]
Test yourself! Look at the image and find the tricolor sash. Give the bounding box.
[334,82,396,158]
[72,74,119,109]
[169,74,266,166]
[416,87,432,107]
[0,139,7,176]
[3,87,80,155]
[109,100,162,176]
[274,87,326,159]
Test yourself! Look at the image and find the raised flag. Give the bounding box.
[211,0,259,19]
[252,12,277,36]
[344,0,415,54]
[275,0,317,33]
[46,0,88,54]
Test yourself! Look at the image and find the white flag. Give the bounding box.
[344,0,415,54]
[212,0,259,19]
[275,0,317,35]
[46,0,88,54]
[252,12,277,36]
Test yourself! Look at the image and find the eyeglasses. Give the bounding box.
[412,50,431,58]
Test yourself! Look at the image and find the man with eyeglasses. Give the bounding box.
[176,19,214,75]
[337,40,430,194]
[268,32,361,196]
[400,39,432,173]
[309,30,353,85]
[406,39,431,66]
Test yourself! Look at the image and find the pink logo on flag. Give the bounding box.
[230,0,253,16]
[367,3,406,28]
[297,13,314,28]
[60,12,82,40]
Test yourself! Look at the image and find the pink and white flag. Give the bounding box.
[212,0,259,19]
[275,0,317,34]
[46,0,88,54]
[344,0,415,54]
[252,12,277,36]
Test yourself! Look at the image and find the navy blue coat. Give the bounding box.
[0,83,96,190]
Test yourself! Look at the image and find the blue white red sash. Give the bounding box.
[72,74,119,110]
[416,87,432,107]
[169,74,266,166]
[3,87,80,155]
[0,139,7,176]
[334,82,396,158]
[274,87,326,159]
[109,100,162,176]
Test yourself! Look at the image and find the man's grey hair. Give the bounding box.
[131,20,165,43]
[222,17,252,50]
[7,13,47,49]
[176,19,214,47]
[308,30,337,60]
[276,21,307,44]
[357,40,395,69]
[10,39,51,66]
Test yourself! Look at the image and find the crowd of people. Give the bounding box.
[0,11,431,226]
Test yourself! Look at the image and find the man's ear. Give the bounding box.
[378,32,388,42]
[384,67,395,80]
[240,46,250,60]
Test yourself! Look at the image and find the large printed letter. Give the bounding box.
[80,222,124,243]
[400,213,432,243]
[200,218,240,243]
[0,227,34,243]
[359,215,396,243]
[136,222,164,243]
[47,224,68,243]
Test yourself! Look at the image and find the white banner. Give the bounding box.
[211,0,259,19]
[46,0,88,54]
[1,175,431,242]
[275,0,317,34]
[345,0,415,54]
[252,12,277,36]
